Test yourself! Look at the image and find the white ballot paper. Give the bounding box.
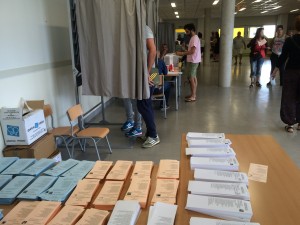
[44,159,79,177]
[248,163,268,183]
[1,158,36,175]
[188,139,232,148]
[21,158,56,176]
[186,147,236,158]
[107,200,141,225]
[18,176,58,200]
[147,202,177,225]
[186,194,253,222]
[190,157,239,171]
[190,217,260,225]
[0,157,19,173]
[62,160,95,180]
[188,181,250,200]
[186,132,225,140]
[194,169,248,185]
[0,175,13,190]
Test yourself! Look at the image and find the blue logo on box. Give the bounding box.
[35,123,38,128]
[7,125,20,137]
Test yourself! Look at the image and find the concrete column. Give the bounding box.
[218,0,235,87]
[204,8,211,66]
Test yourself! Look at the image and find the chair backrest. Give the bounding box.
[67,104,84,122]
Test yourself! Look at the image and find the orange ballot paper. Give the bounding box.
[106,160,133,181]
[85,161,113,180]
[65,179,100,207]
[124,178,151,208]
[131,161,153,179]
[93,180,124,210]
[151,179,179,205]
[47,205,84,225]
[157,159,180,179]
[75,208,109,225]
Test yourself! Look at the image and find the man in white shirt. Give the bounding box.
[233,32,246,65]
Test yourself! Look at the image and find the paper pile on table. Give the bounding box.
[106,160,133,181]
[147,202,177,225]
[44,159,79,177]
[186,147,236,158]
[190,217,260,225]
[0,175,13,190]
[47,205,85,225]
[131,161,153,179]
[151,179,179,205]
[61,160,95,180]
[0,157,19,173]
[124,178,151,208]
[157,159,179,179]
[186,132,225,140]
[21,158,56,176]
[188,139,232,148]
[75,208,109,225]
[1,158,36,175]
[190,157,239,171]
[85,161,113,180]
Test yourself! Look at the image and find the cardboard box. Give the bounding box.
[2,133,56,159]
[0,100,47,145]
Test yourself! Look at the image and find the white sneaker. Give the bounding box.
[142,136,160,148]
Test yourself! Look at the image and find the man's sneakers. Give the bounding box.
[121,121,134,131]
[125,127,142,137]
[142,136,160,148]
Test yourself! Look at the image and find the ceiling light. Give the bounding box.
[239,7,246,11]
[171,3,176,7]
[290,9,299,12]
[176,15,179,18]
[213,0,219,5]
[261,10,268,13]
[252,0,262,3]
[273,6,282,10]
[174,12,178,15]
[234,12,237,14]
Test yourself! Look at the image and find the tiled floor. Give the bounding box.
[62,57,300,168]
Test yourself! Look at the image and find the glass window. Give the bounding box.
[248,25,276,38]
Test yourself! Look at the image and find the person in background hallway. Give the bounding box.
[176,23,201,102]
[137,25,160,148]
[212,31,220,62]
[267,25,287,86]
[160,43,168,59]
[198,32,205,57]
[272,16,300,133]
[177,34,184,44]
[247,27,268,88]
[233,31,246,65]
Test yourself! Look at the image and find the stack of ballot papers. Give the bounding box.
[186,147,236,158]
[1,158,36,175]
[107,200,141,225]
[47,205,85,225]
[186,194,253,222]
[188,139,232,148]
[190,157,239,171]
[93,180,124,210]
[61,160,95,180]
[17,176,58,200]
[0,157,19,173]
[39,177,78,202]
[85,161,113,180]
[131,161,154,179]
[147,202,178,225]
[0,209,3,220]
[0,201,40,224]
[21,158,56,176]
[151,179,179,205]
[0,176,34,204]
[186,132,225,140]
[190,217,260,225]
[157,159,179,179]
[0,175,12,190]
[188,181,250,200]
[76,208,109,225]
[194,169,248,185]
[65,179,99,207]
[106,160,133,180]
[21,201,61,225]
[44,159,79,177]
[124,178,151,208]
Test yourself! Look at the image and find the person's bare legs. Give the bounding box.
[189,77,197,100]
[239,54,242,64]
[234,55,237,65]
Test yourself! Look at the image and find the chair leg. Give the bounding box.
[106,136,112,154]
[71,138,76,159]
[164,96,167,119]
[92,138,101,160]
[62,137,72,158]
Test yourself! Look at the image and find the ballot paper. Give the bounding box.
[186,194,253,222]
[75,208,109,225]
[248,163,268,183]
[186,147,236,158]
[151,179,179,205]
[0,201,40,224]
[0,175,13,190]
[131,161,154,179]
[124,178,151,208]
[21,201,61,225]
[188,139,232,148]
[147,202,177,225]
[188,181,250,200]
[106,160,133,180]
[21,158,56,176]
[47,205,85,225]
[62,160,95,180]
[44,159,79,177]
[107,200,141,225]
[186,132,225,140]
[0,176,35,204]
[18,176,58,200]
[0,209,3,220]
[85,161,113,180]
[39,177,78,202]
[194,169,248,185]
[93,180,124,210]
[157,159,179,179]
[65,179,100,207]
[190,217,260,225]
[0,157,19,173]
[190,157,239,171]
[1,158,36,175]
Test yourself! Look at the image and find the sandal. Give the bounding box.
[249,84,254,88]
[285,125,294,133]
[256,82,262,87]
[185,98,196,102]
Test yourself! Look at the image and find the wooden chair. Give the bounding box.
[152,75,167,119]
[67,104,112,160]
[43,104,79,158]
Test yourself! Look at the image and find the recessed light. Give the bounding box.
[176,15,179,18]
[273,6,282,10]
[174,12,178,15]
[171,3,176,7]
[261,10,268,13]
[253,0,262,3]
[213,0,219,5]
[239,7,246,11]
[290,9,299,12]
